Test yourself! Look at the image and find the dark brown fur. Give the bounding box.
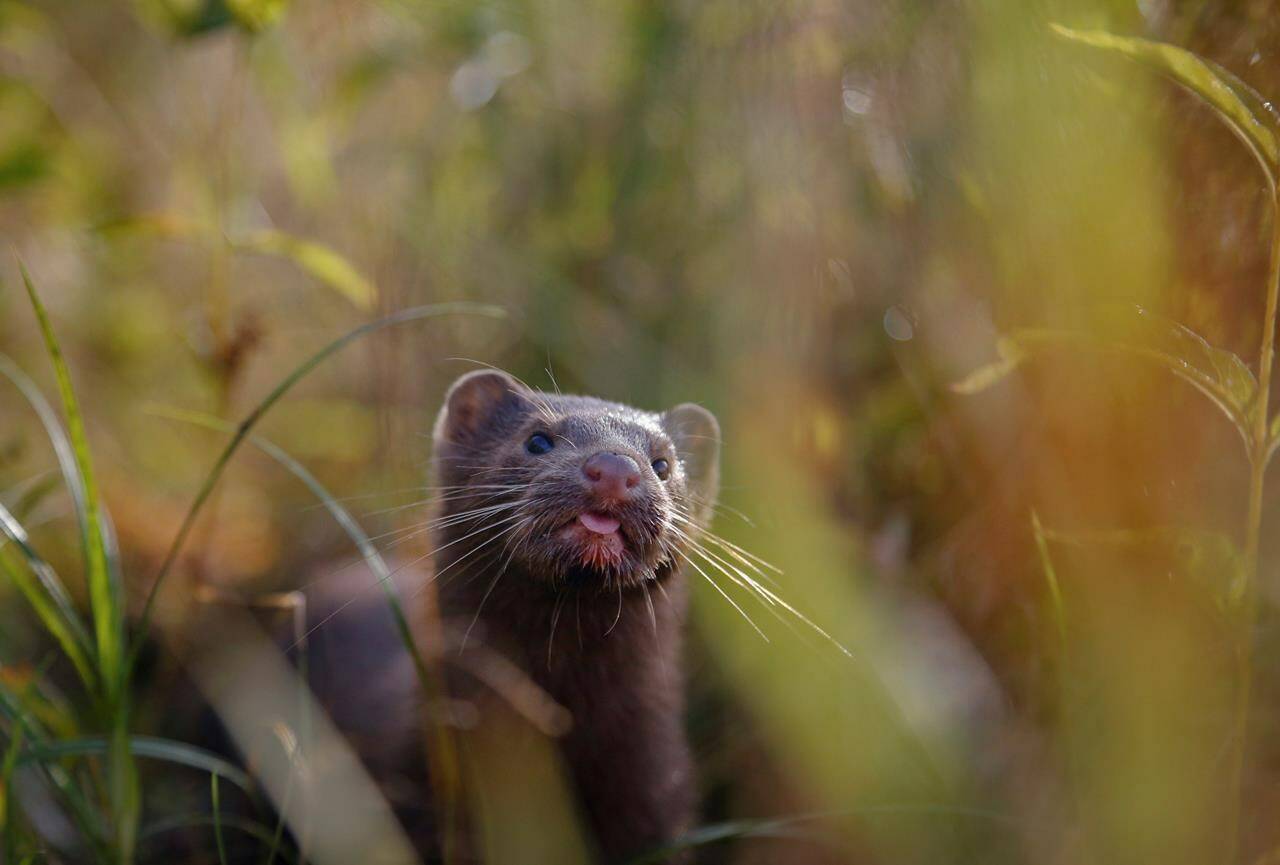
[431,370,719,863]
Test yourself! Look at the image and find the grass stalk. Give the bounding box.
[1229,185,1280,861]
[211,771,228,865]
[20,266,123,699]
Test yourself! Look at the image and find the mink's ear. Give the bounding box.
[433,370,531,447]
[663,402,720,517]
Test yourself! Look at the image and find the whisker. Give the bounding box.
[297,484,435,510]
[291,514,530,648]
[365,501,521,546]
[462,568,507,652]
[408,518,529,602]
[548,589,569,668]
[604,584,624,636]
[459,515,536,650]
[673,529,852,659]
[676,548,768,642]
[641,581,658,639]
[362,486,526,518]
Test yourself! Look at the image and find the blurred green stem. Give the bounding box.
[1231,185,1280,861]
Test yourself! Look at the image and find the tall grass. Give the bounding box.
[960,24,1280,863]
[0,267,499,862]
[5,2,1280,863]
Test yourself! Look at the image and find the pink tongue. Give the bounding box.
[578,512,621,535]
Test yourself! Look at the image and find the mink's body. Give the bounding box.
[430,372,720,864]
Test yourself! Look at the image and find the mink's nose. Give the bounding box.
[582,452,641,501]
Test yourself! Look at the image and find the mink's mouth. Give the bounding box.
[509,492,670,588]
[578,512,620,535]
[556,511,628,569]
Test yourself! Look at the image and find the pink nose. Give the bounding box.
[582,452,641,501]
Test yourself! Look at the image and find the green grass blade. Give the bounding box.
[20,735,253,795]
[236,230,377,310]
[0,510,96,688]
[129,302,505,663]
[19,265,137,860]
[211,772,228,865]
[18,266,122,694]
[1051,23,1280,189]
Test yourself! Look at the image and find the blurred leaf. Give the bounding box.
[953,309,1256,447]
[131,0,284,36]
[225,0,287,32]
[100,212,208,241]
[130,0,230,36]
[237,230,375,310]
[102,215,378,310]
[1051,24,1280,189]
[950,336,1024,395]
[0,144,48,190]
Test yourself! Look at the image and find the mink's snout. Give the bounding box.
[581,451,642,503]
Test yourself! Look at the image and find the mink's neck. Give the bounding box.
[438,559,694,863]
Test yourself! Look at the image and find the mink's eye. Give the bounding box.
[526,433,554,455]
[651,457,670,480]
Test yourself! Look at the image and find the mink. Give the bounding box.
[176,371,720,864]
[429,370,720,864]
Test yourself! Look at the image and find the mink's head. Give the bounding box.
[430,370,719,592]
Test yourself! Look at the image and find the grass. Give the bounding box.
[958,24,1280,864]
[0,272,500,863]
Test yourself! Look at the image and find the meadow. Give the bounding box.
[3,1,1280,863]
